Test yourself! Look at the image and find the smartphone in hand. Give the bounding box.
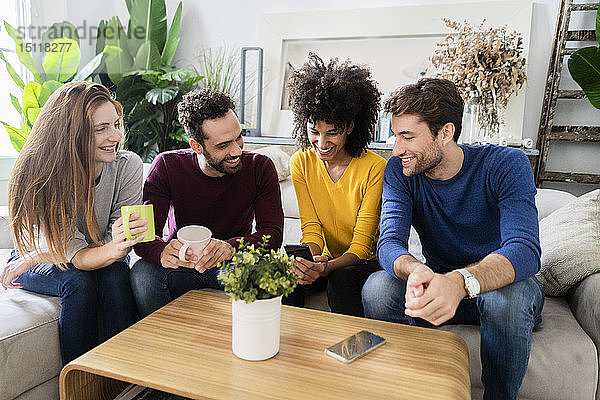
[324,330,386,363]
[284,244,314,262]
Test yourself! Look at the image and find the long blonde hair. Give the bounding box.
[8,81,124,267]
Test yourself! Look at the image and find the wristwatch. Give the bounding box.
[455,268,481,298]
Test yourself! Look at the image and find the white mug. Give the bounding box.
[177,225,212,262]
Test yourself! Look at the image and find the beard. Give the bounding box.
[402,141,443,177]
[203,148,243,175]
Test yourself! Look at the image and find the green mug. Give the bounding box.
[121,204,155,243]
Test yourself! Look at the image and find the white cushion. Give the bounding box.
[536,189,600,296]
[252,146,291,181]
[535,188,577,221]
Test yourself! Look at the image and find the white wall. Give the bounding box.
[19,0,600,194]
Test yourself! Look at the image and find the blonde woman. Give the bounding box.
[0,81,147,364]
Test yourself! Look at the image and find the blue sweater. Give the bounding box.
[378,145,540,282]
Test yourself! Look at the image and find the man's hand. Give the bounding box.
[292,255,328,285]
[405,268,466,326]
[160,239,198,269]
[194,239,234,272]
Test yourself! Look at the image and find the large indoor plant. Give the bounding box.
[0,21,119,151]
[568,2,600,109]
[96,0,203,162]
[218,236,298,361]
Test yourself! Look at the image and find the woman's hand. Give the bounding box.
[1,256,35,290]
[108,213,148,259]
[293,255,328,285]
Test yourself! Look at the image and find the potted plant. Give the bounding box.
[218,236,298,361]
[96,1,203,162]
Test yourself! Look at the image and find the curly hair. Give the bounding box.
[287,53,381,158]
[177,88,236,145]
[384,78,463,142]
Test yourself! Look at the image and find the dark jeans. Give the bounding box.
[10,251,138,365]
[362,270,545,400]
[129,259,224,317]
[284,259,381,317]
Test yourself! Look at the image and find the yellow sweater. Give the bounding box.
[290,148,386,260]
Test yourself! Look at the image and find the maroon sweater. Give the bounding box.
[135,149,284,266]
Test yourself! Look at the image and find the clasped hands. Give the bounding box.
[293,255,328,285]
[404,264,466,326]
[160,238,233,272]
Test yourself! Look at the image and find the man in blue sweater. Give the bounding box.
[362,78,544,400]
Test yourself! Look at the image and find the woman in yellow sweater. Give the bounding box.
[285,53,386,317]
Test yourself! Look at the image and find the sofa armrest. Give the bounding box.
[567,272,600,346]
[567,272,600,400]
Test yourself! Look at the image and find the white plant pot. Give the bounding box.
[232,295,282,361]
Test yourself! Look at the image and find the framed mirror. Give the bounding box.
[258,1,533,145]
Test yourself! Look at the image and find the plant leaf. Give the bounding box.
[96,20,107,55]
[22,81,42,127]
[568,46,600,109]
[10,94,22,114]
[133,41,162,71]
[74,45,122,81]
[161,2,182,66]
[42,38,81,82]
[161,67,192,82]
[183,75,203,85]
[104,16,134,84]
[596,5,600,47]
[41,21,80,54]
[1,121,29,151]
[127,0,167,58]
[38,80,63,106]
[0,49,25,90]
[145,86,179,104]
[3,21,43,82]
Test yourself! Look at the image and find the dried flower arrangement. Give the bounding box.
[431,19,527,137]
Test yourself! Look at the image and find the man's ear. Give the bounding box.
[439,123,456,144]
[190,139,203,155]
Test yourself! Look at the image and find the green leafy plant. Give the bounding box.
[218,236,298,304]
[568,4,600,109]
[0,21,120,151]
[97,0,203,161]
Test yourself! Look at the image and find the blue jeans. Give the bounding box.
[10,251,138,365]
[130,259,224,317]
[362,270,544,400]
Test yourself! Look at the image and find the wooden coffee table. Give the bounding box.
[60,290,470,399]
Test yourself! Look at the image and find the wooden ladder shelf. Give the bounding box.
[536,0,600,185]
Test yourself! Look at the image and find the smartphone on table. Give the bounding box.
[324,330,386,363]
[284,244,314,262]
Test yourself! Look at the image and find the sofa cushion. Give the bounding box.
[534,188,577,221]
[536,189,600,296]
[441,296,598,400]
[252,146,291,181]
[0,250,61,400]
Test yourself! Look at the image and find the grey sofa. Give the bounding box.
[1,178,598,399]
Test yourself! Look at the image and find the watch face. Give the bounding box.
[467,277,480,297]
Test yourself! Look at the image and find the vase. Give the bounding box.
[232,295,282,360]
[461,90,480,145]
[477,98,501,144]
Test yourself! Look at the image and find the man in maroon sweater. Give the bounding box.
[130,89,284,316]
